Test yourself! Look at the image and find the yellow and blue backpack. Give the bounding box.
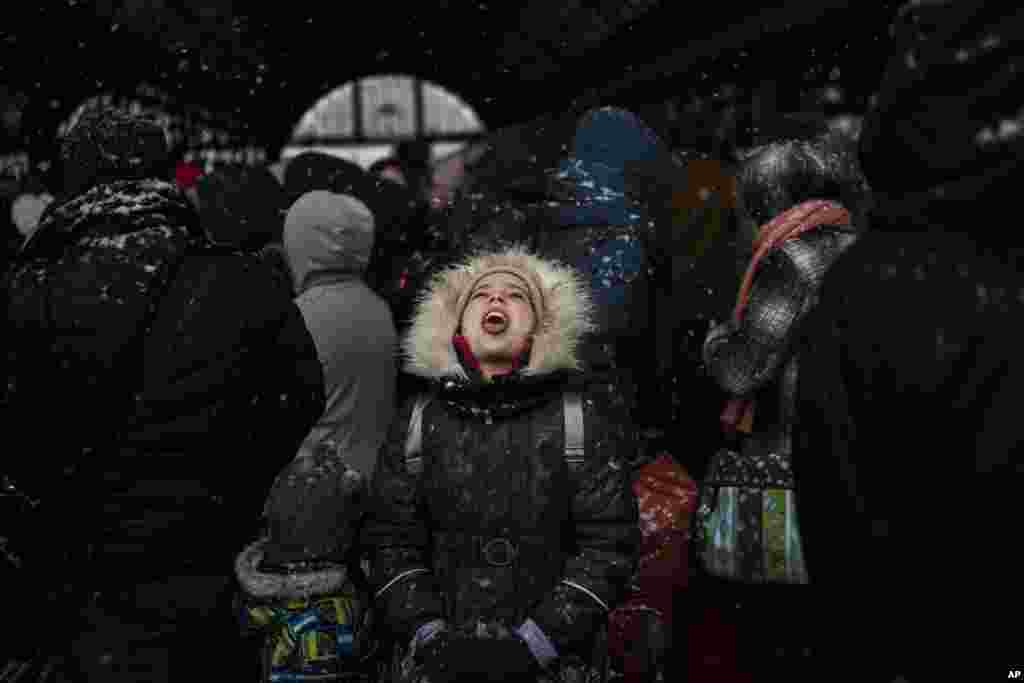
[235,539,377,682]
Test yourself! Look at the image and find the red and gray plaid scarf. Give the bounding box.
[722,199,851,433]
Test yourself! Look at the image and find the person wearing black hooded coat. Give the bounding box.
[2,106,324,681]
[792,1,1023,680]
[194,164,288,252]
[195,164,296,293]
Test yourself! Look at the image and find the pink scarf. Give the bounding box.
[721,199,851,433]
[452,334,531,380]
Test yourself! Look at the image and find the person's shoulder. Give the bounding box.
[183,246,296,309]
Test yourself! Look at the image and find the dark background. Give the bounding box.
[2,1,902,166]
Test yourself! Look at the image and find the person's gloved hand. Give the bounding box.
[398,620,451,683]
[410,621,451,665]
[424,634,540,683]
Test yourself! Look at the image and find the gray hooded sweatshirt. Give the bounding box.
[284,190,397,478]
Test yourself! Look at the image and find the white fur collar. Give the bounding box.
[402,245,595,379]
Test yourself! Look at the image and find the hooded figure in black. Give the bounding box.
[194,164,287,252]
[362,245,639,683]
[793,1,1023,680]
[283,151,385,210]
[2,105,324,680]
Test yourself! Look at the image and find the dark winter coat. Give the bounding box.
[361,247,639,672]
[793,1,1023,678]
[3,177,324,623]
[632,152,746,473]
[362,175,426,330]
[379,201,456,350]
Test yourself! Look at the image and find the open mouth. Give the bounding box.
[481,310,509,334]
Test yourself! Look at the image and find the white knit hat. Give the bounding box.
[455,264,546,330]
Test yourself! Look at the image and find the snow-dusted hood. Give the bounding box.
[402,245,596,380]
[283,190,375,294]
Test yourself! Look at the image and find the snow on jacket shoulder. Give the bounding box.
[4,179,325,581]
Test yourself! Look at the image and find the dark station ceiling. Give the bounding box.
[2,1,903,155]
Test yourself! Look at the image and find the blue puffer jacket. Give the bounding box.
[553,107,665,227]
[553,108,665,302]
[543,107,668,356]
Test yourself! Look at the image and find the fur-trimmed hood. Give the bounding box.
[402,245,595,380]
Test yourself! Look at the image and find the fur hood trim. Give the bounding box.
[402,244,595,379]
[235,538,350,601]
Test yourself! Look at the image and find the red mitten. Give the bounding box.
[632,454,697,624]
[633,454,698,538]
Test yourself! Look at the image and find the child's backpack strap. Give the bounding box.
[563,390,585,473]
[403,390,586,475]
[404,394,433,476]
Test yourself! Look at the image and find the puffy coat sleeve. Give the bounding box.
[360,395,446,642]
[527,384,640,659]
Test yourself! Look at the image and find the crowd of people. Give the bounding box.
[2,1,1021,681]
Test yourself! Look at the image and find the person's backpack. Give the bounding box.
[235,538,377,683]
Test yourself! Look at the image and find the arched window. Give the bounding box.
[283,74,485,169]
